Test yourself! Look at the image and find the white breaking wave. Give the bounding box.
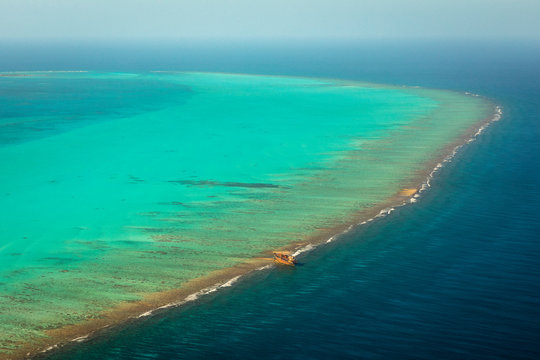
[134,274,245,320]
[221,275,241,288]
[41,345,58,353]
[137,310,154,318]
[377,207,395,217]
[71,335,89,343]
[293,244,315,257]
[407,104,502,209]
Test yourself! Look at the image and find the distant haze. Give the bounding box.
[0,0,539,41]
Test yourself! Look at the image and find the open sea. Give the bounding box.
[1,40,539,359]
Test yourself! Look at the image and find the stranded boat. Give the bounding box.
[273,251,297,266]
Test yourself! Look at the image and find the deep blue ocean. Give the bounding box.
[3,40,539,359]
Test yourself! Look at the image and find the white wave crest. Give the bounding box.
[377,207,395,217]
[293,244,315,256]
[71,335,89,343]
[137,310,154,318]
[220,275,241,288]
[41,345,58,353]
[414,105,502,201]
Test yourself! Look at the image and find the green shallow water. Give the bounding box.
[0,72,492,353]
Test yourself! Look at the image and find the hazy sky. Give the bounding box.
[0,0,538,41]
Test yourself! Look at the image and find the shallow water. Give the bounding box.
[23,40,540,360]
[0,69,493,355]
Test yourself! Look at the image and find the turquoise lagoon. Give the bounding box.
[0,72,492,354]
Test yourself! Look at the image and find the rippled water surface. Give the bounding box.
[1,40,539,359]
